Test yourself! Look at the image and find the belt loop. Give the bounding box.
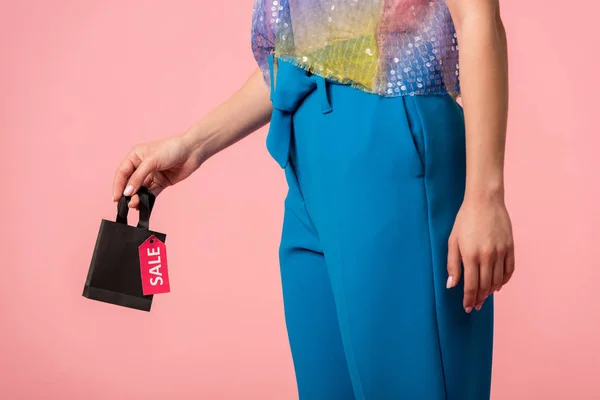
[315,76,332,114]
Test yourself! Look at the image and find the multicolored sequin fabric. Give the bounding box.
[251,0,460,97]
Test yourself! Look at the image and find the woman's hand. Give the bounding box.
[446,196,515,313]
[112,134,202,208]
[445,0,512,313]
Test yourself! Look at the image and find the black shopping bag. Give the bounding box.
[83,187,166,312]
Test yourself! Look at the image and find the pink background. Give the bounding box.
[1,1,599,399]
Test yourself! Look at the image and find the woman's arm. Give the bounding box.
[183,68,273,164]
[113,68,272,204]
[447,0,508,200]
[445,0,515,312]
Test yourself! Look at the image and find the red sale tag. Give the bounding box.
[139,235,170,295]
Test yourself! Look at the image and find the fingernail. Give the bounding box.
[446,276,453,289]
[123,185,133,196]
[475,304,482,311]
[465,306,473,313]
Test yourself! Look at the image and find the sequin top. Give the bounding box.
[251,0,460,97]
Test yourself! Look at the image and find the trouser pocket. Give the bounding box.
[395,96,426,177]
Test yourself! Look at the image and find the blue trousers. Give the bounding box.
[267,58,493,400]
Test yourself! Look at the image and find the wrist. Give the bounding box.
[464,179,505,204]
[180,121,216,165]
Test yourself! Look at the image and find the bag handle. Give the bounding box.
[115,186,156,230]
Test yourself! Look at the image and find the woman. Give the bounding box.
[113,0,514,398]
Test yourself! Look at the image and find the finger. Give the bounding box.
[113,155,139,202]
[149,184,164,197]
[127,175,163,211]
[124,159,157,197]
[141,175,163,196]
[491,251,505,293]
[463,256,479,313]
[446,235,462,289]
[128,194,140,209]
[145,171,170,198]
[475,256,493,310]
[142,174,154,191]
[501,246,515,288]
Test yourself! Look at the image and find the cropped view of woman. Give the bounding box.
[112,1,515,399]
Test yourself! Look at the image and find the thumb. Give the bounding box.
[447,234,462,289]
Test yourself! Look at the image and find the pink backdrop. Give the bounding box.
[1,1,599,399]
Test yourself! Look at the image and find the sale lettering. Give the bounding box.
[146,247,163,286]
[139,235,170,295]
